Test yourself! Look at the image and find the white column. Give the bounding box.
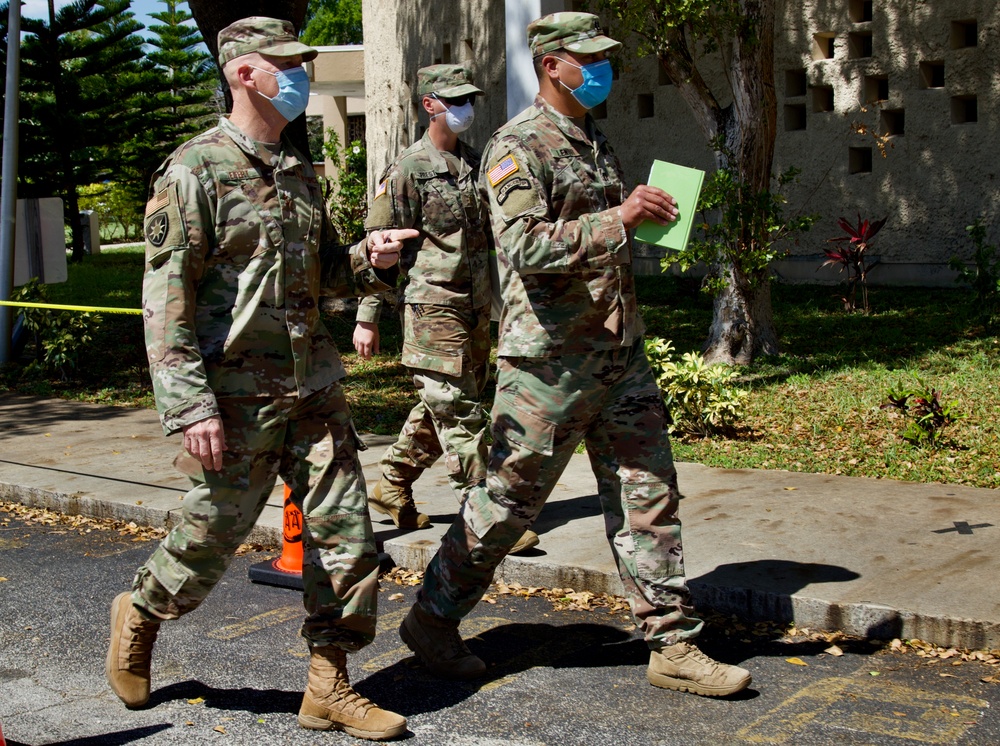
[505,0,567,119]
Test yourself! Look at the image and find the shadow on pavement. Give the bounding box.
[5,724,174,745]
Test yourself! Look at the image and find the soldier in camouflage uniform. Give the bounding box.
[105,18,413,741]
[400,12,752,698]
[354,64,538,553]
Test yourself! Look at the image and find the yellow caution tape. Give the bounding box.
[0,300,142,315]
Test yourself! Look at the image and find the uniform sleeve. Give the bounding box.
[356,293,382,324]
[480,136,628,275]
[319,238,397,298]
[141,164,217,436]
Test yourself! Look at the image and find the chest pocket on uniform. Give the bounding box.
[215,171,284,264]
[421,172,465,237]
[550,152,603,217]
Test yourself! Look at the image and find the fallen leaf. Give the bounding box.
[825,645,844,657]
[869,671,880,676]
[185,721,195,726]
[213,725,226,734]
[785,657,808,666]
[783,487,797,491]
[187,697,205,705]
[939,673,959,678]
[387,593,404,602]
[0,577,8,583]
[893,712,906,717]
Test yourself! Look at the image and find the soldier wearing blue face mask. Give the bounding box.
[400,11,753,702]
[106,16,415,741]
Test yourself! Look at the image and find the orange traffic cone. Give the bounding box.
[248,485,304,590]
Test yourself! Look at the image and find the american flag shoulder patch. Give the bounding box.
[488,155,519,186]
[374,179,388,199]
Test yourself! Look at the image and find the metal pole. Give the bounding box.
[0,0,22,364]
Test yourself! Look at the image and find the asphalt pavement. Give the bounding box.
[3,517,1000,746]
[2,391,999,650]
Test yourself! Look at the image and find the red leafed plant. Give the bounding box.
[821,214,887,313]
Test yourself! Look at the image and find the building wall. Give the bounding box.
[364,0,1000,284]
[361,0,506,189]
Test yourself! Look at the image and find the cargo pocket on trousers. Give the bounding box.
[492,391,556,457]
[401,339,463,376]
[173,448,252,491]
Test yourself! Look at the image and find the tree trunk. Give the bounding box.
[186,0,311,157]
[702,0,777,365]
[703,262,779,365]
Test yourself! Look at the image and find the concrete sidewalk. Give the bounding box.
[1,391,998,649]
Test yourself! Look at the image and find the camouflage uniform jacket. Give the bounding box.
[479,95,644,357]
[357,132,491,324]
[142,116,392,435]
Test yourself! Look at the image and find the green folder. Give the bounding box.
[633,160,706,251]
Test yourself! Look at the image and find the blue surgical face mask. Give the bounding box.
[251,65,310,121]
[558,57,613,109]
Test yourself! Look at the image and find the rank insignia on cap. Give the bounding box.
[488,155,519,186]
[374,179,388,199]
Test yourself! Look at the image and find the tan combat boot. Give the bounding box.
[106,591,160,708]
[508,528,540,555]
[298,646,407,740]
[399,604,486,680]
[369,476,431,530]
[647,641,751,697]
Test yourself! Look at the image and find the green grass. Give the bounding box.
[3,254,997,488]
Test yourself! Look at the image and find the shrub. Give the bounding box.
[881,376,961,447]
[321,130,367,244]
[821,214,887,313]
[949,218,1000,326]
[645,337,748,437]
[11,278,101,380]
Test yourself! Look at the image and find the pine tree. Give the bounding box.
[116,0,219,235]
[10,0,146,261]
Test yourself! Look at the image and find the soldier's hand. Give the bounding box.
[182,415,227,472]
[620,185,679,230]
[353,321,380,359]
[367,228,419,269]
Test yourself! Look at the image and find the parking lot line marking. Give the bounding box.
[738,676,986,744]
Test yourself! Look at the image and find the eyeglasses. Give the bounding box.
[433,93,475,107]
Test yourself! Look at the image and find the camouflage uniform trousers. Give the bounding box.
[131,384,380,651]
[380,303,492,500]
[418,339,705,648]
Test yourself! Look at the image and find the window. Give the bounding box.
[951,95,978,124]
[785,69,807,97]
[919,61,945,89]
[880,109,904,136]
[951,20,978,49]
[812,85,835,112]
[848,31,873,59]
[849,147,873,174]
[347,115,366,145]
[637,94,655,119]
[784,104,807,131]
[864,75,889,103]
[812,32,836,60]
[849,0,873,22]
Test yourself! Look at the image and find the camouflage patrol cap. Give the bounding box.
[217,16,318,67]
[417,64,484,99]
[527,12,622,57]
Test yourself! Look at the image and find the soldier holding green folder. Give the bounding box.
[399,11,753,698]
